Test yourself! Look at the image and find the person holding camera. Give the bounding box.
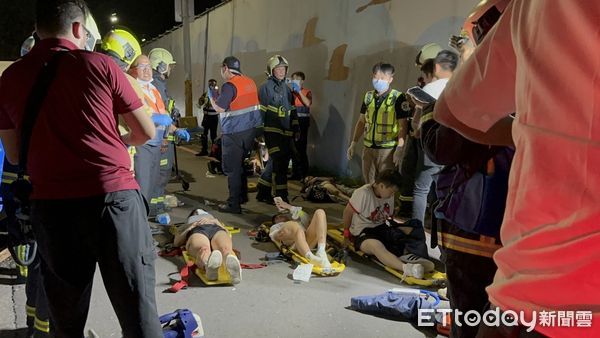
[197,79,220,156]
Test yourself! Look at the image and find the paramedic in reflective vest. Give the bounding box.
[209,56,262,214]
[128,54,174,216]
[149,48,189,214]
[289,71,312,180]
[347,62,411,184]
[256,55,299,203]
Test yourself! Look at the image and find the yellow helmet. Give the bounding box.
[266,55,289,76]
[415,43,443,66]
[101,29,141,66]
[149,48,176,74]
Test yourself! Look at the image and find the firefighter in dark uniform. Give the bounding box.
[256,55,299,203]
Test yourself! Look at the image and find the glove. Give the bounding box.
[346,141,356,160]
[393,145,404,167]
[290,82,301,93]
[152,114,173,126]
[175,128,190,142]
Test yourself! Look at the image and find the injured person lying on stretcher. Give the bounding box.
[270,199,332,269]
[173,209,242,284]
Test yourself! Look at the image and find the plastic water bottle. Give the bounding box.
[156,213,171,225]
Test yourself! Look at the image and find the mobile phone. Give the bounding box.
[449,34,468,50]
[407,86,436,105]
[273,197,285,211]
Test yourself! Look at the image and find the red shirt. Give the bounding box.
[439,1,600,336]
[0,39,143,199]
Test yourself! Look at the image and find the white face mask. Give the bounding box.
[137,78,153,86]
[372,79,390,93]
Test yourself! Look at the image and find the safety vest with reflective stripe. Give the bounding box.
[141,83,168,146]
[363,89,401,148]
[294,88,311,117]
[437,230,502,258]
[222,75,262,134]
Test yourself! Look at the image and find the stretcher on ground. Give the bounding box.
[327,227,446,287]
[261,222,345,276]
[165,224,240,291]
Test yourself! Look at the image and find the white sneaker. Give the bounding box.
[225,254,242,284]
[310,254,332,269]
[403,263,424,279]
[400,254,435,272]
[205,250,222,281]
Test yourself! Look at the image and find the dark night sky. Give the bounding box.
[0,0,222,60]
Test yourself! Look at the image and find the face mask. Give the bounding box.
[372,79,389,93]
[82,26,97,51]
[291,79,301,88]
[137,78,153,86]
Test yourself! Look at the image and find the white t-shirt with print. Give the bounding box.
[349,184,394,236]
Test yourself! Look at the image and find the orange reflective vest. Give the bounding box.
[222,75,262,134]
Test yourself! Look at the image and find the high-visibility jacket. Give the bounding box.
[141,83,168,146]
[294,88,311,117]
[221,75,262,134]
[363,89,401,148]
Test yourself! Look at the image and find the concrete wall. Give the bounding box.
[144,0,477,177]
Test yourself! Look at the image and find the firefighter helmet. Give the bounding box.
[101,29,141,66]
[149,48,176,74]
[266,55,289,76]
[415,43,443,67]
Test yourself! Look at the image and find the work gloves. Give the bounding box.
[152,113,173,126]
[175,128,191,142]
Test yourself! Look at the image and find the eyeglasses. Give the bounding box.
[135,64,152,70]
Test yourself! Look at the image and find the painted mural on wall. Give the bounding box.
[144,0,478,177]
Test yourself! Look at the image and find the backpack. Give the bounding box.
[434,147,514,238]
[301,180,334,203]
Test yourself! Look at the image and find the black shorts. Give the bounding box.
[354,221,428,258]
[187,224,226,241]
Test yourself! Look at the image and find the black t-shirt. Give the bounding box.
[359,90,412,120]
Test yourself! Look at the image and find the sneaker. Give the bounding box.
[218,204,242,214]
[205,250,222,281]
[403,263,424,279]
[309,254,331,269]
[400,254,435,272]
[225,254,242,284]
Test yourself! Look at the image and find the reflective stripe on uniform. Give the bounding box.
[223,105,261,118]
[263,127,294,136]
[167,135,175,141]
[297,113,310,117]
[34,316,50,333]
[398,194,414,202]
[26,305,36,317]
[160,159,168,166]
[258,178,272,187]
[437,231,501,258]
[419,111,434,129]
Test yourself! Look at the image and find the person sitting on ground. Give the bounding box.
[270,199,332,269]
[173,209,242,284]
[342,169,434,279]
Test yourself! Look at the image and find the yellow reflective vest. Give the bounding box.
[363,89,401,148]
